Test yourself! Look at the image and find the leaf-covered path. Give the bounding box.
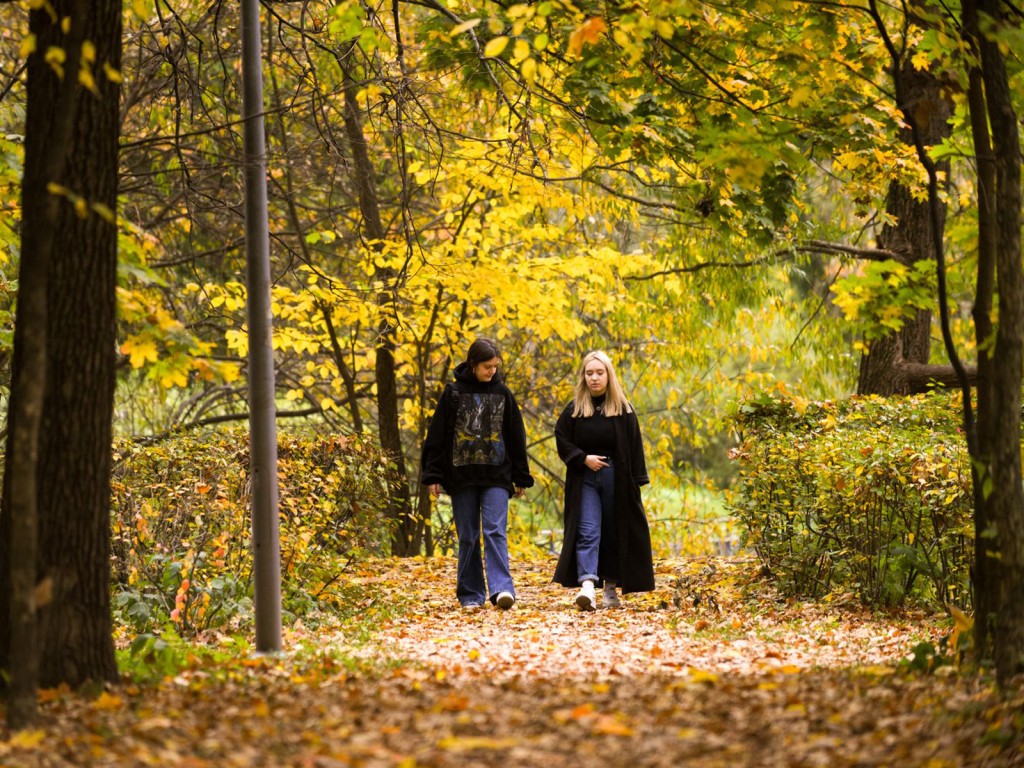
[3,556,1023,767]
[363,556,922,678]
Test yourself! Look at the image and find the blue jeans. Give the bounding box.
[450,486,515,606]
[577,462,615,584]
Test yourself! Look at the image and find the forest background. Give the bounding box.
[0,0,1022,732]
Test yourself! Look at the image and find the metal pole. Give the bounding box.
[240,0,281,652]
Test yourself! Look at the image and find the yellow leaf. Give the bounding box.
[788,85,814,108]
[8,729,46,748]
[449,18,481,36]
[949,604,973,633]
[159,367,188,388]
[513,38,530,63]
[44,45,65,66]
[91,202,115,223]
[219,362,242,383]
[593,714,633,736]
[103,62,122,83]
[438,736,518,751]
[484,36,508,58]
[92,692,123,711]
[20,34,36,58]
[521,57,537,84]
[688,669,718,684]
[121,338,159,368]
[78,68,97,93]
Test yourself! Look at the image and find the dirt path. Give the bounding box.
[3,556,1022,767]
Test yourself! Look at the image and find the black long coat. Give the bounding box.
[551,402,655,593]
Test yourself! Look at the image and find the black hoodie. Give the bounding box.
[420,361,534,494]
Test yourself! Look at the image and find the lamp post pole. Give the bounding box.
[240,0,281,653]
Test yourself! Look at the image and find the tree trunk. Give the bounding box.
[857,59,951,396]
[0,0,121,695]
[0,0,86,719]
[338,54,416,555]
[963,0,998,664]
[976,0,1024,685]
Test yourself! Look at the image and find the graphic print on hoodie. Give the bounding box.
[452,391,507,467]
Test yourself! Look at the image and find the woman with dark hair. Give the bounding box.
[552,350,655,610]
[421,338,534,610]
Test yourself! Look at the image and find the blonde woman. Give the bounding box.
[552,350,654,610]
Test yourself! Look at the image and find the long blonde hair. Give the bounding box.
[571,350,633,417]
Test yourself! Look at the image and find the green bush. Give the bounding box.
[111,428,394,636]
[728,390,973,610]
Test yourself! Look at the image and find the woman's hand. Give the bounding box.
[514,486,526,499]
[428,483,443,497]
[584,455,609,471]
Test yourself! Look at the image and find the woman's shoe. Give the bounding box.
[602,584,621,608]
[575,581,596,611]
[496,591,516,610]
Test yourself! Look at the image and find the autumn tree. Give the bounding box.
[958,0,1023,682]
[0,0,123,723]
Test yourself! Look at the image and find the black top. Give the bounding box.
[573,395,617,457]
[419,361,534,494]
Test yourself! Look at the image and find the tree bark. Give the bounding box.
[0,0,121,696]
[975,0,1024,685]
[0,0,86,721]
[857,59,951,396]
[338,54,417,555]
[963,0,998,664]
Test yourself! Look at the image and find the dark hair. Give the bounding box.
[466,337,501,367]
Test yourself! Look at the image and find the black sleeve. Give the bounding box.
[627,410,650,486]
[504,388,534,488]
[554,403,587,470]
[420,385,453,485]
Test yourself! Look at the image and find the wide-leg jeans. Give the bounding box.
[577,462,615,584]
[451,485,515,606]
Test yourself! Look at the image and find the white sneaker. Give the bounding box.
[496,591,516,610]
[575,581,596,612]
[603,583,621,608]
